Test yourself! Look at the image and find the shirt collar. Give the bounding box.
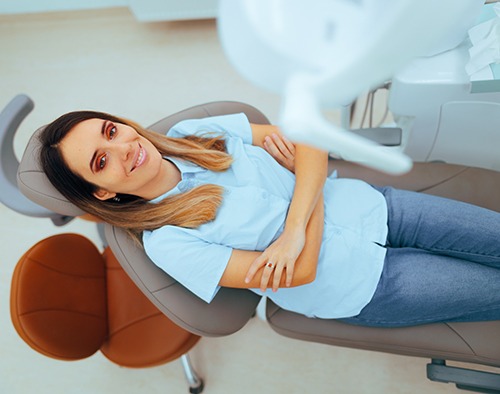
[168,156,207,175]
[150,157,206,203]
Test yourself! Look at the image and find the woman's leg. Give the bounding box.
[380,187,500,268]
[340,247,500,327]
[340,187,500,327]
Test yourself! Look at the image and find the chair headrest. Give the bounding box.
[17,125,86,217]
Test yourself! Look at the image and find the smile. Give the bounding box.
[131,144,146,172]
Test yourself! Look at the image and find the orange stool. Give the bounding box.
[10,233,204,393]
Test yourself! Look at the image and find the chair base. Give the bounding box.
[427,359,500,393]
[181,354,204,394]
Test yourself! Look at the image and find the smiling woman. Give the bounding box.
[39,110,500,326]
[39,110,232,241]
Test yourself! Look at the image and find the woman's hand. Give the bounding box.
[245,226,306,292]
[263,133,296,173]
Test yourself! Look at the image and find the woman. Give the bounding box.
[40,110,500,326]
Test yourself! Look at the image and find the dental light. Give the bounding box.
[217,0,480,174]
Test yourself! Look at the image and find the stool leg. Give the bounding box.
[180,353,204,394]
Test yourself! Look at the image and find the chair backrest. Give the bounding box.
[17,101,266,336]
[11,233,201,367]
[10,234,108,361]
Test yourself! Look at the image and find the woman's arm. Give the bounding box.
[258,144,327,291]
[241,124,329,291]
[219,194,324,289]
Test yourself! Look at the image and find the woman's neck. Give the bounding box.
[141,158,181,201]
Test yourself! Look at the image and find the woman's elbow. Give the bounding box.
[291,264,317,287]
[302,268,317,285]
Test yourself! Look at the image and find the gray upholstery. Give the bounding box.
[18,122,85,218]
[16,100,500,389]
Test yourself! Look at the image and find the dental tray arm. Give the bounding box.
[218,0,483,175]
[280,76,412,174]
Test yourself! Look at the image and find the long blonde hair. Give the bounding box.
[40,111,233,243]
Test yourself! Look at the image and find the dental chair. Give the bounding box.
[10,233,204,393]
[1,95,204,393]
[13,99,500,393]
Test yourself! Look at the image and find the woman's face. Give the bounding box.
[59,118,165,200]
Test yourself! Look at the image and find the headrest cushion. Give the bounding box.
[17,126,85,217]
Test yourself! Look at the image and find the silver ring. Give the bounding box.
[266,261,274,269]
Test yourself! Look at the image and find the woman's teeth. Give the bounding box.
[133,147,145,171]
[136,148,144,166]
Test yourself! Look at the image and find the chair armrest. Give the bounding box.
[0,95,74,225]
[0,95,69,223]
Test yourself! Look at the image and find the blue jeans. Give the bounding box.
[340,187,500,327]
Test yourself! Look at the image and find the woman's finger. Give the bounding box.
[282,135,295,156]
[245,254,266,283]
[272,262,285,292]
[272,133,295,159]
[285,262,295,287]
[270,133,291,158]
[264,135,284,158]
[260,260,275,291]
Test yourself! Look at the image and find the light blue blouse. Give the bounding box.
[143,113,388,319]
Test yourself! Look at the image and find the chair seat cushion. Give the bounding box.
[267,301,500,367]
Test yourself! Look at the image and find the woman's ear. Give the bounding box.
[93,189,116,201]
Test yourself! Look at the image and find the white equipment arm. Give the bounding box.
[218,0,482,174]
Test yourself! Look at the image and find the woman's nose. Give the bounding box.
[114,141,133,162]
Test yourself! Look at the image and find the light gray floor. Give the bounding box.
[0,8,463,393]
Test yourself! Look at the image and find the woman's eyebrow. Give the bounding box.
[89,120,108,173]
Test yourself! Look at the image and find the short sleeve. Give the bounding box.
[166,113,253,144]
[143,225,233,303]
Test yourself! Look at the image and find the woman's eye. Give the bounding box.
[108,126,117,139]
[98,154,107,170]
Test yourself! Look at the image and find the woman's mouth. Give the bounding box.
[131,144,146,172]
